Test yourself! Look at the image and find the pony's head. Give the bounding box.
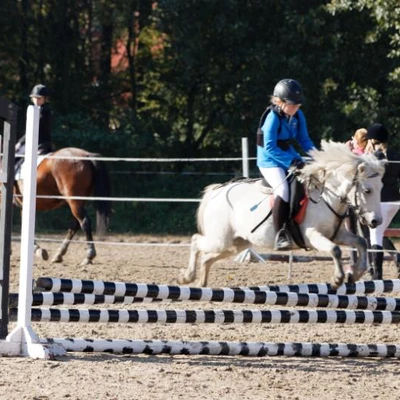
[299,140,386,228]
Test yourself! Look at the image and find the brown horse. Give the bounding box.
[14,147,112,265]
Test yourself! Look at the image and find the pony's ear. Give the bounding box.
[357,162,366,175]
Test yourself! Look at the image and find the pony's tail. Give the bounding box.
[196,184,220,234]
[91,155,112,237]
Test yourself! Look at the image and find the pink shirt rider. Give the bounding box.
[346,138,365,155]
[346,128,368,155]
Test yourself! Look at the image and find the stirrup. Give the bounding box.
[274,228,293,251]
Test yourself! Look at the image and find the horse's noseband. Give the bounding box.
[349,172,380,219]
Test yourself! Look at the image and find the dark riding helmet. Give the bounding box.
[273,79,305,105]
[366,123,389,143]
[30,84,49,98]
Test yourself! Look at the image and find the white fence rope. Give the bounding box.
[16,139,252,248]
[16,154,253,162]
[17,138,400,251]
[32,195,200,202]
[13,236,191,247]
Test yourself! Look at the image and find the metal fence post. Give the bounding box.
[0,97,17,339]
[241,137,249,178]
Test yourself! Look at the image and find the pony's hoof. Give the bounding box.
[177,269,194,285]
[35,248,48,261]
[80,258,93,266]
[331,275,344,289]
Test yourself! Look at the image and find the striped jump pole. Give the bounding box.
[8,293,167,308]
[41,338,400,358]
[35,277,400,298]
[9,308,400,324]
[15,291,400,311]
[243,279,400,295]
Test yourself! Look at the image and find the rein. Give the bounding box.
[306,169,369,241]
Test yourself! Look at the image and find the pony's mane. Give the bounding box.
[298,140,385,185]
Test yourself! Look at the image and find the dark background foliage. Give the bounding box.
[1,0,400,234]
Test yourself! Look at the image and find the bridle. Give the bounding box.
[307,169,379,240]
[348,171,380,221]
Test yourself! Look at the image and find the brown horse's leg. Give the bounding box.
[69,203,96,265]
[80,213,96,265]
[34,243,49,261]
[52,212,96,266]
[51,219,80,263]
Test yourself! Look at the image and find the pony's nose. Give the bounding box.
[369,220,378,229]
[368,217,382,229]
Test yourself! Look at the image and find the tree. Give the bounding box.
[326,0,400,144]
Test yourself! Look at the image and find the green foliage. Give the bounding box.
[2,0,400,234]
[53,112,132,156]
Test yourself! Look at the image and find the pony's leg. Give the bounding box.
[197,249,238,287]
[305,228,345,288]
[51,219,80,263]
[179,234,247,287]
[195,238,250,287]
[178,233,202,284]
[334,229,368,282]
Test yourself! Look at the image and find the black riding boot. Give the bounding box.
[371,244,383,280]
[272,196,292,251]
[346,210,358,265]
[382,237,400,277]
[359,223,373,269]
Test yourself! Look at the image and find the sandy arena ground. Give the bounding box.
[2,234,400,400]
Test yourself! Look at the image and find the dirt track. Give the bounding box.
[2,234,400,400]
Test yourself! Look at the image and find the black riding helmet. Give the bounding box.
[366,123,389,143]
[273,79,304,105]
[30,84,49,97]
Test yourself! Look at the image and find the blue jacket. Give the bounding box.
[257,108,315,170]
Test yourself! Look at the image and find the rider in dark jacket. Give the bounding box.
[15,84,55,173]
[366,123,400,279]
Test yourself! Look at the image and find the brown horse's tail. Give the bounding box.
[91,155,112,237]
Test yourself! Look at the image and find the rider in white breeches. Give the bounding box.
[256,79,315,250]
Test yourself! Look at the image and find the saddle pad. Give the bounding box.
[15,155,49,181]
[293,197,309,224]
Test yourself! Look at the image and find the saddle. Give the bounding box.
[14,154,49,181]
[256,176,309,249]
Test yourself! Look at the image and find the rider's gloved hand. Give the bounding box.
[288,158,305,177]
[290,158,305,171]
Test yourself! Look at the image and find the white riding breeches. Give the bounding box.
[369,202,400,246]
[259,167,289,202]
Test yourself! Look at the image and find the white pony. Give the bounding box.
[179,140,386,288]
